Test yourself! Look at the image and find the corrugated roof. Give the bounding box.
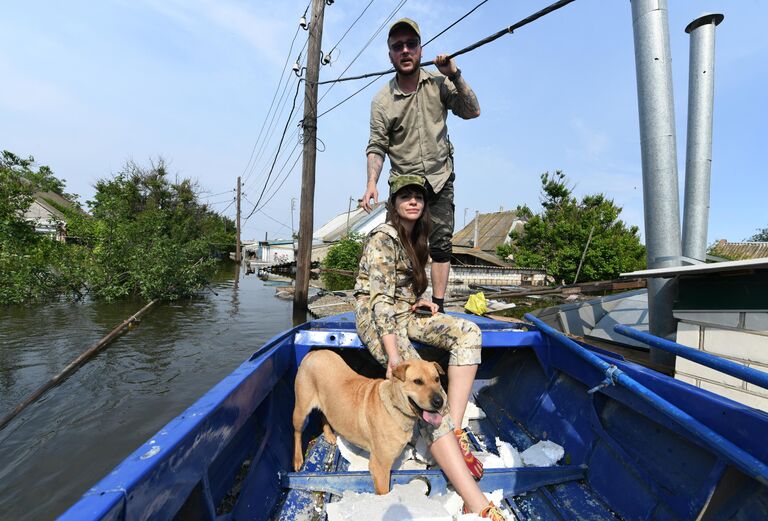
[451,246,508,267]
[709,240,768,260]
[452,211,521,251]
[314,203,386,243]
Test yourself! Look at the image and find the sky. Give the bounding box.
[2,0,766,244]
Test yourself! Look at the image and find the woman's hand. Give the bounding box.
[386,356,403,380]
[411,299,438,316]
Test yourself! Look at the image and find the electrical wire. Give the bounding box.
[244,37,308,186]
[243,195,293,231]
[199,189,234,199]
[243,78,304,221]
[316,0,577,86]
[324,0,376,61]
[241,2,311,185]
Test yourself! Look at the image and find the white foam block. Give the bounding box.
[460,401,487,429]
[495,438,523,468]
[521,440,565,467]
[327,481,452,521]
[335,436,428,472]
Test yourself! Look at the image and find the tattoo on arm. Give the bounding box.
[367,153,384,185]
[453,76,480,117]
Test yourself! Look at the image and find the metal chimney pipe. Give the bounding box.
[630,0,681,368]
[682,13,724,263]
[473,211,480,249]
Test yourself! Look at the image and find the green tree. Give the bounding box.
[747,227,768,242]
[69,159,232,300]
[322,234,364,290]
[1,150,69,196]
[1,153,236,304]
[499,171,646,283]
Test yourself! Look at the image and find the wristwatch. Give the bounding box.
[448,68,461,82]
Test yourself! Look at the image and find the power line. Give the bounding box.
[316,0,577,86]
[244,38,308,189]
[241,3,311,185]
[243,195,293,231]
[325,0,377,60]
[243,78,305,222]
[199,189,234,199]
[206,197,236,206]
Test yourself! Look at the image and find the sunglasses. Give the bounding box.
[390,38,420,53]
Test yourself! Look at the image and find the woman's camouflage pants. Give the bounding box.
[355,298,482,442]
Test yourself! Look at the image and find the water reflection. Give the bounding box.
[0,263,293,520]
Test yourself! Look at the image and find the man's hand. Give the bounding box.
[434,54,458,77]
[361,185,378,213]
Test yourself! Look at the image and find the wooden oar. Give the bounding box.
[0,299,159,432]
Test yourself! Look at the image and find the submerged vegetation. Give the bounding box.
[0,151,235,304]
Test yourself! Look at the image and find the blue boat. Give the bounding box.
[59,312,768,520]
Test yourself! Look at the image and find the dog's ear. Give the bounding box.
[431,361,445,376]
[392,362,409,381]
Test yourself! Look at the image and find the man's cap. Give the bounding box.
[389,174,426,195]
[388,18,420,39]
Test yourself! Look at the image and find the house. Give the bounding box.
[23,191,82,242]
[453,210,526,252]
[311,202,387,262]
[709,239,768,261]
[447,210,546,289]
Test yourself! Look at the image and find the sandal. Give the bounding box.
[454,428,484,480]
[463,501,507,520]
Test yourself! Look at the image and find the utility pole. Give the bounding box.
[235,176,241,263]
[293,0,326,322]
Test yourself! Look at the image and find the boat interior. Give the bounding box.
[59,313,768,521]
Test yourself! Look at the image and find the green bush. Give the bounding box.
[0,153,234,304]
[322,234,363,291]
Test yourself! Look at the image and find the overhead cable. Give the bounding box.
[241,3,310,185]
[315,0,577,86]
[244,79,304,221]
[324,0,377,64]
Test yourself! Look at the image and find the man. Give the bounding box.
[362,18,480,313]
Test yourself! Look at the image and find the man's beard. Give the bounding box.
[394,56,421,76]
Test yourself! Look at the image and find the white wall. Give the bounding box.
[675,311,768,412]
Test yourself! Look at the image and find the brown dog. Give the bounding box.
[292,349,447,494]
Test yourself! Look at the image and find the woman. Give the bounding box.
[354,174,505,519]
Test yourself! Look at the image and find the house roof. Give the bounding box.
[621,257,768,278]
[709,240,768,260]
[452,210,521,251]
[30,191,84,220]
[313,202,386,243]
[451,246,509,267]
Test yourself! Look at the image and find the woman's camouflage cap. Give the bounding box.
[389,174,426,195]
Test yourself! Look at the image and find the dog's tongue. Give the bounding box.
[422,410,443,427]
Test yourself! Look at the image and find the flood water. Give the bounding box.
[0,264,296,520]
